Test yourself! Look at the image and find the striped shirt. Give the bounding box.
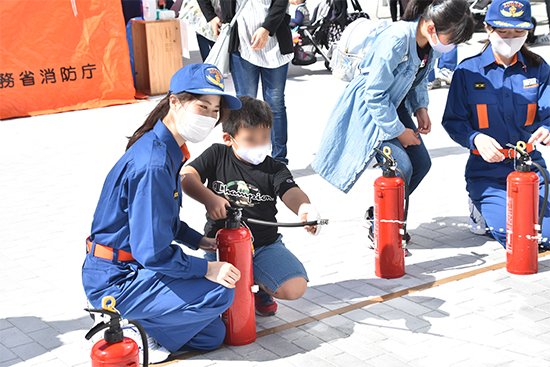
[236,0,293,69]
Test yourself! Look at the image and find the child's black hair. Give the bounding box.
[402,0,475,45]
[222,96,273,136]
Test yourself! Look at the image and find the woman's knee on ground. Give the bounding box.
[273,277,307,300]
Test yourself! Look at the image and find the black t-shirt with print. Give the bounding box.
[188,144,299,248]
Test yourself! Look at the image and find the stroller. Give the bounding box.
[295,0,370,70]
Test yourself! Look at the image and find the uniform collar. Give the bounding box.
[153,120,184,163]
[480,44,526,69]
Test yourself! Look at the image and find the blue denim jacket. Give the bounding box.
[312,20,438,193]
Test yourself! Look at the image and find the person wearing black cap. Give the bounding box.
[443,0,550,248]
[82,64,242,362]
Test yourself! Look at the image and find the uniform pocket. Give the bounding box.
[515,90,538,127]
[468,92,497,130]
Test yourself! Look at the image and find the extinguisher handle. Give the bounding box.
[84,321,109,341]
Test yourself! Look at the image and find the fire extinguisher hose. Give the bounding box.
[395,167,410,244]
[243,217,329,227]
[128,320,149,367]
[531,161,550,238]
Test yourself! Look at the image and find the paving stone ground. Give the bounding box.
[1,2,550,366]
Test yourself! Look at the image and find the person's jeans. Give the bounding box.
[428,47,458,82]
[230,52,290,164]
[197,33,215,62]
[375,103,432,195]
[390,0,404,22]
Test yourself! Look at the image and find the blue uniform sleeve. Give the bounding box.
[175,220,203,250]
[442,67,481,149]
[128,166,208,279]
[537,62,550,128]
[363,33,408,140]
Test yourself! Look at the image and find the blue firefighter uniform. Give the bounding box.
[442,44,550,247]
[82,120,234,353]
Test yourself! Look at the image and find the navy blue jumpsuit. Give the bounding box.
[443,45,550,247]
[82,121,234,352]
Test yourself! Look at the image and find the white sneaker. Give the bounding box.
[469,198,487,235]
[534,33,550,45]
[428,78,443,90]
[124,325,171,364]
[437,68,454,85]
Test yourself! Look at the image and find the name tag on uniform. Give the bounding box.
[523,78,539,89]
[474,82,486,90]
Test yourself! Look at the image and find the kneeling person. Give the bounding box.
[182,96,318,316]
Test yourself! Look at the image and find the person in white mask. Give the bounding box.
[82,64,242,363]
[182,96,320,317]
[442,0,550,249]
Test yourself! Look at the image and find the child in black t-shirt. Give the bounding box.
[182,96,320,317]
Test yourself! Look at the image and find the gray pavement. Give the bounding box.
[1,2,550,366]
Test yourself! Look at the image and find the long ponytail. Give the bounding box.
[402,0,474,45]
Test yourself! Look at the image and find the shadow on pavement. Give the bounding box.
[0,315,92,366]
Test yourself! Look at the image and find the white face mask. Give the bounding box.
[428,32,456,54]
[489,32,527,59]
[233,140,271,165]
[175,106,217,143]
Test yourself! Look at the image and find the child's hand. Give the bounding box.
[298,203,321,236]
[206,195,230,220]
[199,236,217,251]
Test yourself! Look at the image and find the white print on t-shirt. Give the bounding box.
[212,180,275,206]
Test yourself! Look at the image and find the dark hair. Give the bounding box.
[402,0,475,45]
[222,96,273,137]
[126,93,230,150]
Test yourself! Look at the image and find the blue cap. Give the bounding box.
[169,64,242,109]
[485,0,533,30]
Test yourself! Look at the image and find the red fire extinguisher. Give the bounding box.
[506,142,549,275]
[216,193,329,346]
[85,296,148,367]
[373,146,408,279]
[216,206,258,346]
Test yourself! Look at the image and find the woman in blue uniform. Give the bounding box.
[442,0,550,248]
[82,64,242,360]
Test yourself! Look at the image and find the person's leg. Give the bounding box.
[438,47,458,71]
[538,169,550,249]
[398,0,405,18]
[253,236,308,300]
[467,180,507,247]
[114,269,234,353]
[389,0,398,22]
[230,52,260,98]
[179,317,226,352]
[260,63,290,164]
[196,33,213,61]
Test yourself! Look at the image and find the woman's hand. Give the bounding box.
[199,236,217,252]
[210,16,222,37]
[397,128,421,148]
[206,261,241,288]
[415,108,432,135]
[206,195,230,220]
[474,134,505,163]
[251,27,270,50]
[528,127,550,145]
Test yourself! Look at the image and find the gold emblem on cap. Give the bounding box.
[206,67,225,89]
[500,1,525,18]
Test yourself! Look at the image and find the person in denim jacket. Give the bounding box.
[313,0,474,196]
